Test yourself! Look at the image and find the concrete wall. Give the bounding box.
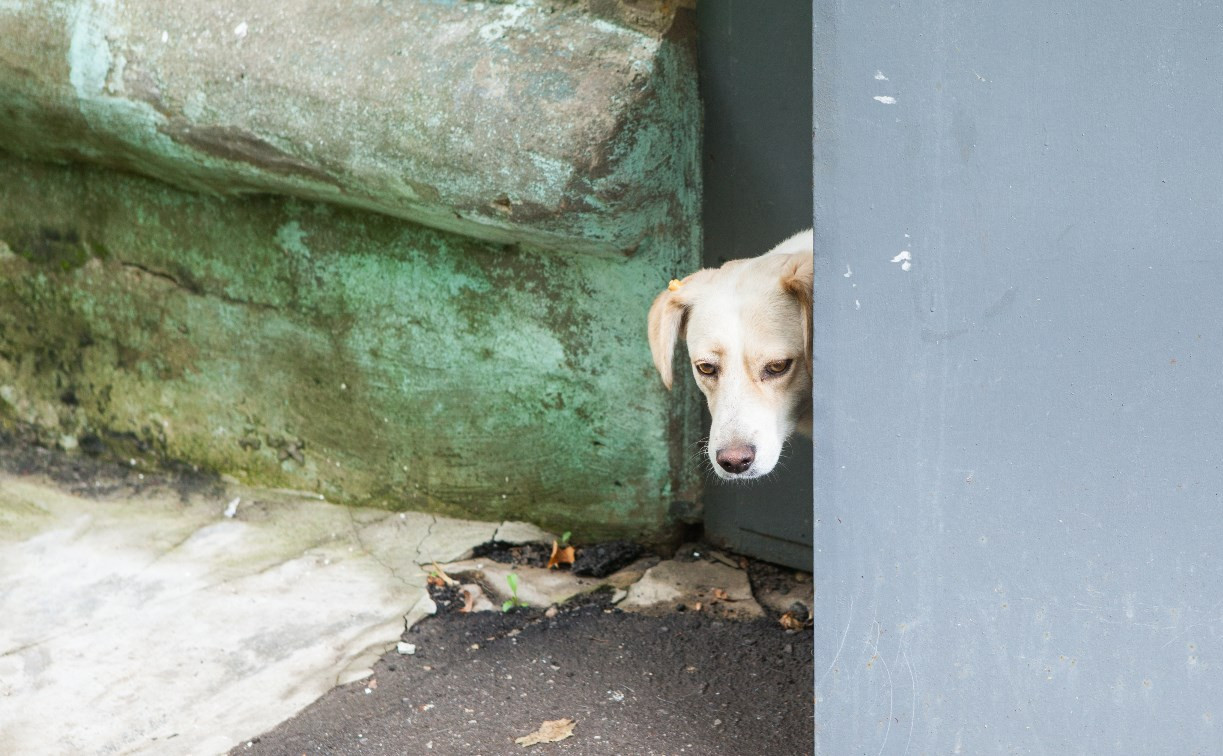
[814,1,1223,751]
[0,1,704,540]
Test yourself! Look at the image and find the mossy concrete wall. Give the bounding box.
[0,1,703,540]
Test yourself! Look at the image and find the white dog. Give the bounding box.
[648,229,813,480]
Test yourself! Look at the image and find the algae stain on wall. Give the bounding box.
[0,157,697,538]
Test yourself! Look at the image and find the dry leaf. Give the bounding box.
[712,588,739,602]
[515,717,576,747]
[546,540,576,569]
[460,588,477,613]
[779,611,812,631]
[426,574,447,588]
[430,561,457,586]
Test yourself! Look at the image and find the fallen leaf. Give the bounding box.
[547,540,576,570]
[712,588,739,602]
[460,588,477,613]
[426,574,447,588]
[779,611,813,631]
[430,561,458,586]
[515,718,576,747]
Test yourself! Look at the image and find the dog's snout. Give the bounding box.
[716,445,756,474]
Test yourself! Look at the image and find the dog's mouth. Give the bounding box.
[713,466,766,481]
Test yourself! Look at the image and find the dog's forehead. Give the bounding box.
[684,271,803,356]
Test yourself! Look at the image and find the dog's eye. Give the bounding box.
[695,362,718,376]
[764,359,793,376]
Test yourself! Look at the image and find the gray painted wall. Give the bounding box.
[697,0,813,570]
[813,2,1223,752]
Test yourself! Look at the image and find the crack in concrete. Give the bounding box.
[345,508,415,590]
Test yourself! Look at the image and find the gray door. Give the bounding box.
[697,1,814,571]
[814,1,1223,752]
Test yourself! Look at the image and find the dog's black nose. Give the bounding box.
[716,445,756,474]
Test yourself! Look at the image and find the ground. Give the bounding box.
[233,599,814,755]
[0,430,813,755]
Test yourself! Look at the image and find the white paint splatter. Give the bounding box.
[902,261,912,271]
[891,250,912,272]
[234,21,248,38]
[843,265,853,278]
[873,95,897,105]
[161,30,168,43]
[223,497,240,518]
[855,299,861,310]
[874,70,889,81]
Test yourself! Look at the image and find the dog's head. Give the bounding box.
[648,231,813,480]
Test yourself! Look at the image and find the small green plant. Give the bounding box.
[560,531,572,546]
[502,572,527,612]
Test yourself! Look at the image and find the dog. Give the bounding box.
[648,229,813,480]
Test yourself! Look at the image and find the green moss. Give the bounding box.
[0,156,700,541]
[5,226,92,272]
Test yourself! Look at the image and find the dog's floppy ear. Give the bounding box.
[779,249,814,375]
[649,269,715,388]
[647,283,689,389]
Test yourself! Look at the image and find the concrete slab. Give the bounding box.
[492,520,557,545]
[0,473,497,755]
[620,558,764,619]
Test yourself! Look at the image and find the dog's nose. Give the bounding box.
[716,445,756,474]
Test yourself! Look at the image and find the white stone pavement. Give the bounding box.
[0,473,500,755]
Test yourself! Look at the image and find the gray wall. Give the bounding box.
[697,0,813,570]
[813,2,1223,752]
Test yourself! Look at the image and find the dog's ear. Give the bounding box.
[647,286,687,389]
[779,249,814,375]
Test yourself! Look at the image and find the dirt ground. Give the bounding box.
[232,596,814,756]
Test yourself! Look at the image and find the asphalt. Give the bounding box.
[232,593,814,755]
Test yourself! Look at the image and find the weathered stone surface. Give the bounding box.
[0,472,498,755]
[620,559,763,618]
[494,520,558,545]
[0,156,704,539]
[0,0,698,256]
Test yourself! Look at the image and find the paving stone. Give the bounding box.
[620,559,764,619]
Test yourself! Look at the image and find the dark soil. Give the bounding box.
[472,539,645,578]
[571,541,645,577]
[472,540,555,568]
[232,603,814,756]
